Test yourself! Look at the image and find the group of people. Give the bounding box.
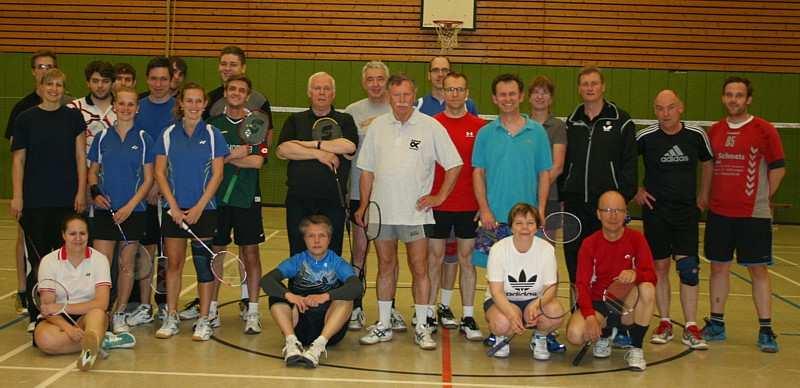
[5,47,786,372]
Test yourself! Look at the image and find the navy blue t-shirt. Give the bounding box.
[88,127,155,211]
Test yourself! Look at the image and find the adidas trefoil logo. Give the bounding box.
[660,145,689,163]
[508,270,537,292]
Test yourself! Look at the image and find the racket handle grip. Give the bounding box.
[166,209,190,230]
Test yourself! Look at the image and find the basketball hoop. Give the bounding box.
[433,19,463,53]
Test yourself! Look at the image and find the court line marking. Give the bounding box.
[700,255,800,310]
[774,255,799,266]
[0,290,18,300]
[0,365,544,387]
[0,343,31,363]
[35,361,75,388]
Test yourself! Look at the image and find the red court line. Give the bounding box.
[441,328,453,388]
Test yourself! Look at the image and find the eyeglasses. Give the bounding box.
[33,64,55,70]
[444,87,466,94]
[430,67,450,74]
[598,208,627,215]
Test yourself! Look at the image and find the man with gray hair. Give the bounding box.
[277,71,358,257]
[343,60,394,331]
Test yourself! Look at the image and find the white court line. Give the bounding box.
[0,267,17,271]
[0,343,31,363]
[0,290,18,301]
[774,255,799,266]
[0,365,533,387]
[700,255,800,288]
[34,361,75,388]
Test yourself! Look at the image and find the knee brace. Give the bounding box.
[676,256,700,286]
[192,241,215,283]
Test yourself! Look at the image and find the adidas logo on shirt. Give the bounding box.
[660,145,689,163]
[508,270,537,292]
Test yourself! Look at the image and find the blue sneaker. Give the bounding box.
[102,331,136,350]
[757,332,779,353]
[483,334,496,347]
[701,318,727,341]
[547,333,566,353]
[612,328,632,349]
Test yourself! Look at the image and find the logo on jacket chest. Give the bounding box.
[409,138,421,150]
[603,121,612,132]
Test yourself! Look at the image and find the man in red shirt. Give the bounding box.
[426,72,486,340]
[702,77,786,353]
[566,190,656,371]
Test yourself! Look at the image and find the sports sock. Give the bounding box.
[210,301,218,316]
[440,289,453,307]
[661,317,671,323]
[630,324,648,348]
[710,312,725,326]
[685,321,696,328]
[241,286,249,300]
[286,334,298,343]
[314,335,328,347]
[378,300,392,327]
[248,302,258,314]
[415,304,429,329]
[463,305,474,318]
[759,318,774,335]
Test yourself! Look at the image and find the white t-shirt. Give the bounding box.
[344,98,391,201]
[38,246,111,305]
[485,235,557,302]
[357,110,462,225]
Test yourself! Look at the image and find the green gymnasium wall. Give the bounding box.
[1,53,797,222]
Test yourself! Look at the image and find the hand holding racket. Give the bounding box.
[32,278,79,326]
[221,110,269,204]
[167,209,247,287]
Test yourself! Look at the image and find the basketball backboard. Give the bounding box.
[420,0,476,30]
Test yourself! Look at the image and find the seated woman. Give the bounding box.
[33,215,111,371]
[261,215,363,368]
[484,203,564,360]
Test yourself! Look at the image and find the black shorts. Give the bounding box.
[427,210,478,239]
[704,211,772,266]
[140,204,162,245]
[212,203,265,246]
[91,210,146,241]
[161,209,218,239]
[268,296,347,347]
[482,298,533,313]
[642,203,699,259]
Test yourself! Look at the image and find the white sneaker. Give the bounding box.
[300,339,327,368]
[157,304,168,322]
[243,311,262,334]
[26,321,36,333]
[155,312,180,339]
[360,323,393,345]
[414,325,437,350]
[491,335,510,358]
[459,317,484,341]
[530,333,550,360]
[625,347,646,371]
[282,338,304,365]
[192,317,213,341]
[112,312,130,334]
[178,299,200,320]
[593,336,612,358]
[102,331,136,349]
[348,307,365,331]
[77,331,100,371]
[390,309,407,332]
[126,304,154,326]
[209,311,221,328]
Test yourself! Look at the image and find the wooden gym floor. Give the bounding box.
[0,205,798,387]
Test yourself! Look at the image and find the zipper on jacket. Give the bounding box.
[609,161,619,189]
[584,125,595,202]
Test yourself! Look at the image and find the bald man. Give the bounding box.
[634,90,712,350]
[566,191,656,371]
